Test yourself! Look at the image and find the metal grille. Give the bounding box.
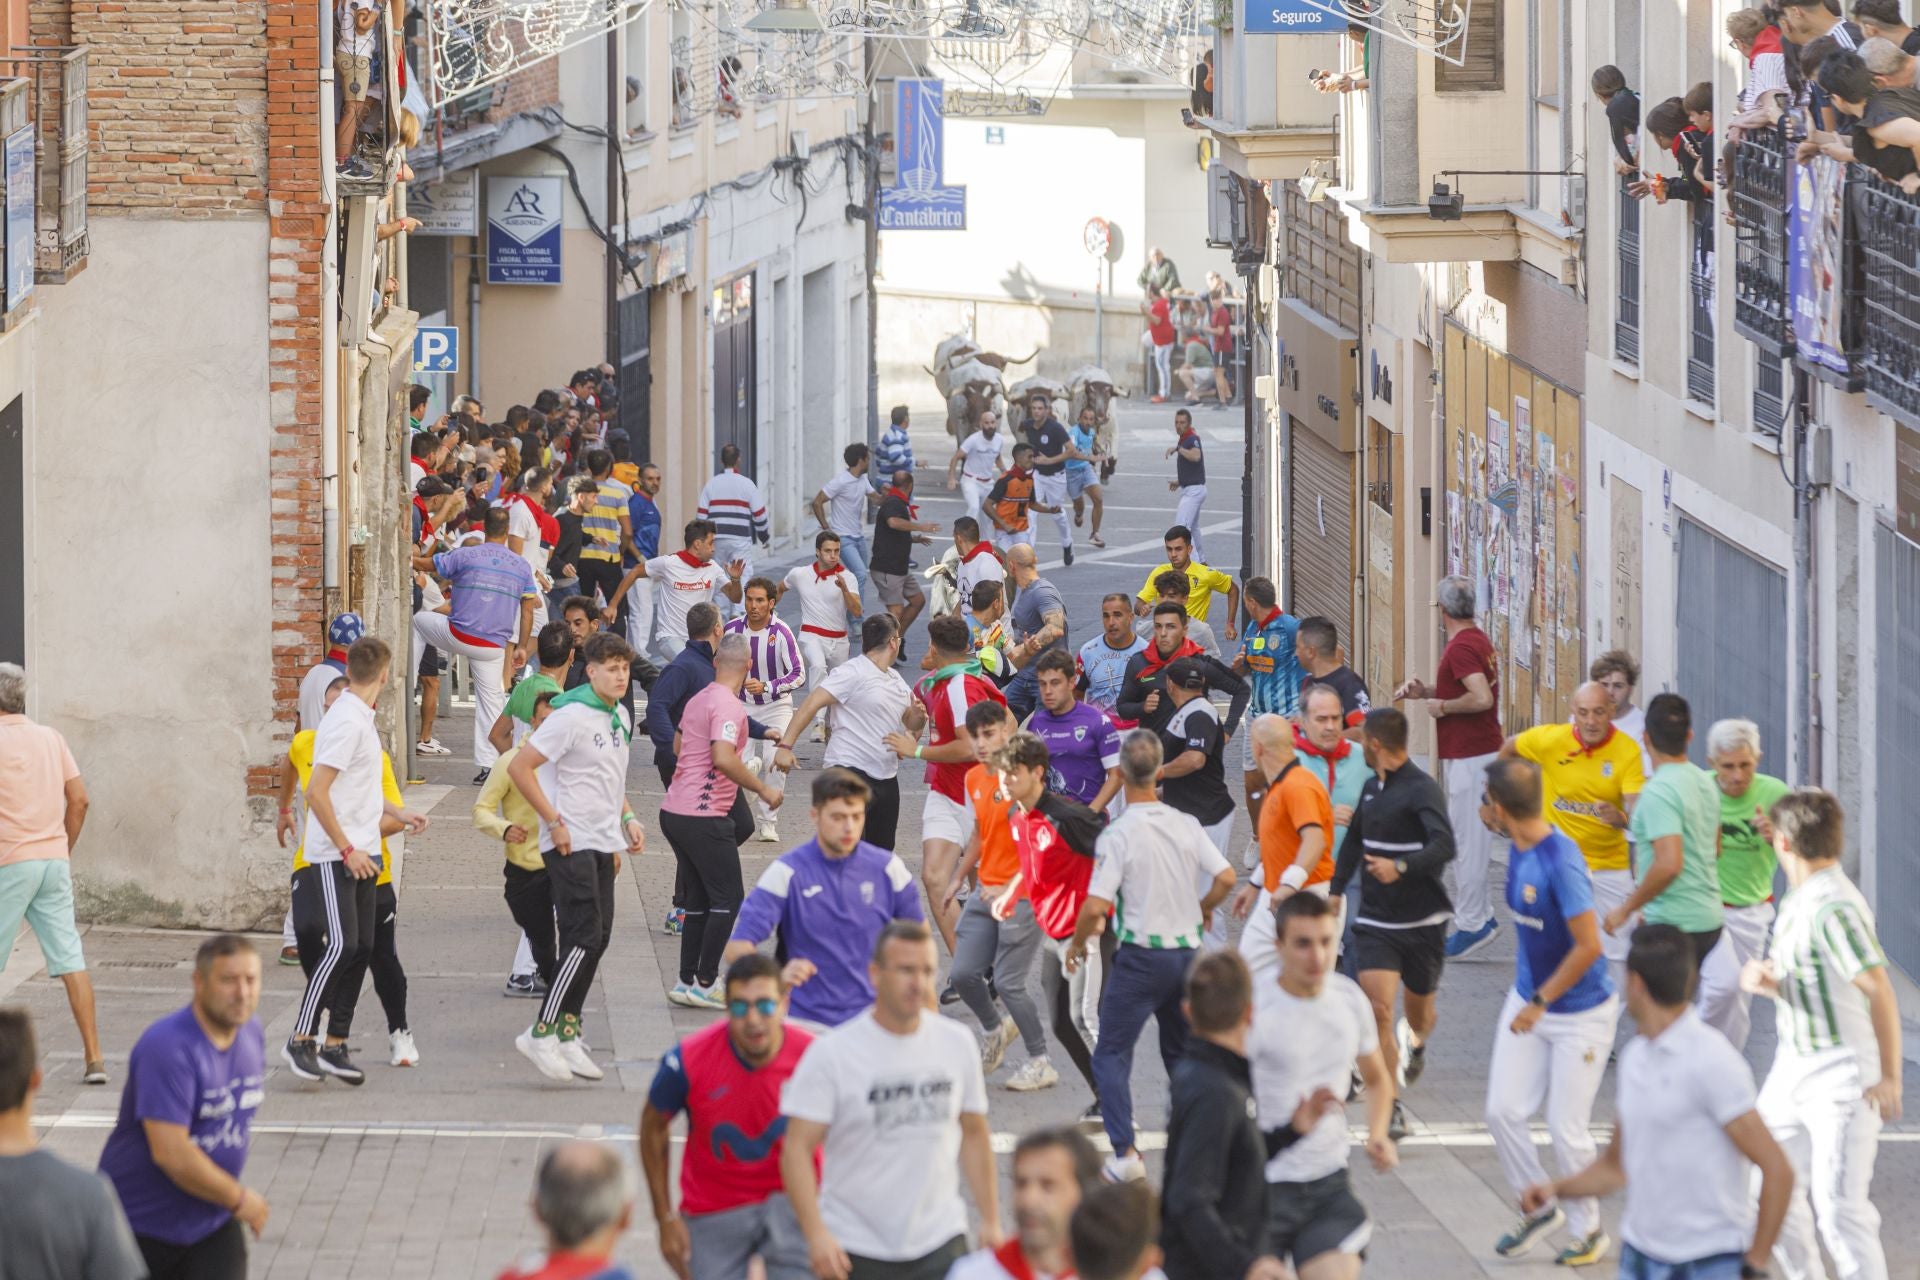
[1687,202,1715,406]
[617,288,651,460]
[1676,517,1787,772]
[1856,173,1920,430]
[1875,523,1920,977]
[1754,353,1786,437]
[1615,177,1640,364]
[1731,120,1791,358]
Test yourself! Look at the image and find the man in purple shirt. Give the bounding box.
[722,769,924,1027]
[411,506,539,781]
[1026,649,1123,811]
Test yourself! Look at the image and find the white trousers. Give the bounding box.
[411,611,507,768]
[960,475,992,530]
[1199,811,1237,951]
[625,577,656,661]
[1590,868,1635,998]
[1174,484,1207,559]
[1033,472,1073,550]
[713,537,754,619]
[743,700,793,828]
[1485,989,1620,1239]
[1442,752,1501,932]
[1696,931,1746,1044]
[797,633,850,695]
[1759,1048,1887,1280]
[1003,526,1035,551]
[1716,900,1776,1050]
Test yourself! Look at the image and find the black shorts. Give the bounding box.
[1268,1170,1371,1266]
[1351,922,1446,996]
[418,644,444,677]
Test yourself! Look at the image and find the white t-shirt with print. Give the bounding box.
[647,554,724,643]
[525,700,633,853]
[781,1011,988,1262]
[1249,973,1378,1183]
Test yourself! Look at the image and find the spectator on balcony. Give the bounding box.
[336,0,387,179]
[1137,246,1180,297]
[1310,23,1371,94]
[1780,0,1864,125]
[717,54,744,119]
[1629,99,1714,204]
[1813,49,1920,187]
[1592,65,1643,173]
[1728,10,1791,120]
[1854,0,1920,55]
[1862,33,1919,86]
[1190,49,1213,120]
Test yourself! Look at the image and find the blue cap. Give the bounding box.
[328,613,366,647]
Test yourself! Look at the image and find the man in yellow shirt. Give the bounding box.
[1498,681,1645,993]
[474,691,558,994]
[276,678,420,1068]
[1132,525,1238,639]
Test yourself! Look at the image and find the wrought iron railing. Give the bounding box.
[1615,176,1640,365]
[1687,201,1715,405]
[1855,170,1920,430]
[1754,353,1786,436]
[1731,118,1791,359]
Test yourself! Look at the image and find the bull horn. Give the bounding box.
[1113,386,1132,398]
[1003,348,1040,366]
[922,365,938,378]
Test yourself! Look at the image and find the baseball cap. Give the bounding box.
[328,613,366,647]
[1163,658,1207,691]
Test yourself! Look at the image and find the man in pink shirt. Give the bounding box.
[0,663,106,1084]
[660,635,785,1010]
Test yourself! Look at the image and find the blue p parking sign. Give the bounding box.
[413,327,458,374]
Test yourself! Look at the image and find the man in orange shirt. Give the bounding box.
[940,701,1056,1092]
[1233,713,1335,985]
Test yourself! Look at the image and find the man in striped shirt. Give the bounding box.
[576,448,638,628]
[697,444,770,619]
[1742,788,1900,1280]
[725,577,805,843]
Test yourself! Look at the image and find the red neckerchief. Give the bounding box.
[1569,724,1619,757]
[411,495,435,546]
[325,646,349,666]
[1257,607,1283,629]
[503,491,560,546]
[962,541,999,563]
[674,549,709,569]
[1005,466,1032,486]
[886,486,918,518]
[1139,636,1203,677]
[1751,23,1781,60]
[991,1238,1073,1280]
[1294,724,1353,792]
[812,560,841,581]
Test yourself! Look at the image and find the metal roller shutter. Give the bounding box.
[1675,517,1787,771]
[1288,417,1355,645]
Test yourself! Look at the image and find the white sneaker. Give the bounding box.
[1102,1153,1147,1183]
[515,1027,573,1082]
[388,1029,420,1067]
[684,982,727,1011]
[558,1036,604,1081]
[980,1019,1018,1074]
[1004,1055,1059,1092]
[756,822,781,843]
[415,738,452,756]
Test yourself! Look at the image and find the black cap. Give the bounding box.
[1163,658,1207,690]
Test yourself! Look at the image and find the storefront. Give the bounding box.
[1273,295,1360,650]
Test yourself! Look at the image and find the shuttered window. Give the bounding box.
[1288,419,1355,645]
[1436,0,1503,93]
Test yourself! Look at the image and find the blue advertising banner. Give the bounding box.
[4,127,32,311]
[1243,0,1343,34]
[879,79,966,231]
[487,176,563,285]
[1788,154,1849,378]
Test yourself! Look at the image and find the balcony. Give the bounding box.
[1856,176,1920,430]
[1202,0,1341,180]
[1731,120,1790,359]
[16,47,87,284]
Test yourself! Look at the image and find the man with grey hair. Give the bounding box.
[1393,575,1504,960]
[1861,34,1917,86]
[1706,717,1789,1049]
[499,1140,636,1280]
[0,662,107,1084]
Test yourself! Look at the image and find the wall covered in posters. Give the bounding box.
[1442,323,1583,732]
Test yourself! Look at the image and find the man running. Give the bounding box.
[298,612,363,732]
[951,517,1005,619]
[724,769,925,1029]
[1001,544,1071,720]
[1026,649,1123,811]
[1521,925,1793,1280]
[411,507,539,784]
[775,616,914,852]
[508,631,646,1083]
[640,954,813,1280]
[1479,757,1618,1268]
[986,442,1050,552]
[1295,617,1370,728]
[1327,707,1454,1139]
[476,691,559,997]
[780,921,1000,1279]
[946,410,1006,530]
[947,1128,1101,1280]
[1392,575,1504,959]
[1248,892,1398,1280]
[608,519,743,662]
[573,448,638,628]
[870,471,938,642]
[1152,659,1243,947]
[1070,729,1236,1183]
[811,443,881,623]
[727,577,806,843]
[1588,650,1651,769]
[1079,594,1147,720]
[1164,410,1209,560]
[1133,570,1222,657]
[1023,391,1077,565]
[1744,788,1901,1280]
[1066,405,1108,548]
[1234,714,1335,985]
[779,532,862,710]
[1706,717,1788,1050]
[1115,602,1247,734]
[1294,685,1368,964]
[1133,525,1236,637]
[1234,575,1301,818]
[696,443,770,615]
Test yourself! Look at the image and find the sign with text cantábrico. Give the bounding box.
[879,79,966,231]
[486,176,563,285]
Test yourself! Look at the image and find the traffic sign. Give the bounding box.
[414,326,459,374]
[1083,217,1111,258]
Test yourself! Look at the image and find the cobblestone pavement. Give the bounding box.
[8,404,1918,1278]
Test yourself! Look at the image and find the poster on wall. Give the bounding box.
[411,171,479,236]
[486,176,564,285]
[3,126,32,312]
[1788,154,1850,378]
[1446,492,1464,576]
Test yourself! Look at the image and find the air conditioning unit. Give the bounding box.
[1205,162,1242,250]
[791,129,810,162]
[1562,174,1587,231]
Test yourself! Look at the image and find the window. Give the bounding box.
[1615,177,1641,364]
[1687,203,1715,405]
[1435,0,1503,92]
[1531,0,1559,100]
[619,3,649,135]
[669,4,694,129]
[1754,354,1787,436]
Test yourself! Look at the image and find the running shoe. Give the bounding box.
[558,1036,605,1081]
[516,1026,573,1082]
[1102,1153,1147,1183]
[1388,1098,1408,1141]
[756,821,781,843]
[664,907,685,935]
[1445,918,1501,959]
[282,1038,324,1081]
[503,972,541,998]
[388,1029,420,1067]
[939,981,963,1006]
[1149,395,1168,405]
[1077,1100,1103,1129]
[684,982,727,1011]
[1493,1204,1566,1258]
[317,1043,366,1086]
[1396,1017,1427,1088]
[1005,1056,1059,1092]
[415,738,452,756]
[1556,1229,1610,1267]
[1063,547,1075,567]
[980,1019,1018,1074]
[82,1061,109,1086]
[471,769,490,786]
[279,945,301,966]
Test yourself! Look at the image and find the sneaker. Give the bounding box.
[278,945,301,966]
[1396,1017,1426,1088]
[1149,395,1168,405]
[1062,547,1074,567]
[1556,1229,1610,1267]
[811,723,828,743]
[516,1025,574,1082]
[472,769,490,786]
[1349,1067,1367,1099]
[416,738,452,756]
[1388,1098,1408,1141]
[664,907,685,935]
[756,822,781,843]
[1004,1056,1059,1092]
[1444,918,1501,959]
[1102,1153,1147,1183]
[503,973,541,998]
[316,1043,366,1086]
[1077,1099,1103,1129]
[282,1038,324,1081]
[939,981,963,1006]
[388,1029,420,1067]
[82,1060,109,1086]
[684,982,727,1011]
[980,1019,1018,1074]
[1494,1204,1567,1258]
[557,1035,605,1081]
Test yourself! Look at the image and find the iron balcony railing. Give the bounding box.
[1615,177,1641,365]
[1687,201,1716,406]
[1731,118,1791,359]
[1754,353,1787,436]
[1856,170,1920,430]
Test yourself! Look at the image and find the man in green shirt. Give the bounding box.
[1604,694,1741,1035]
[1707,717,1791,1050]
[487,621,574,757]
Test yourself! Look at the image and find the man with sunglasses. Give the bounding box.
[641,953,815,1280]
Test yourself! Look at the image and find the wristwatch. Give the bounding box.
[1741,1265,1770,1280]
[1394,858,1408,875]
[1529,992,1548,1009]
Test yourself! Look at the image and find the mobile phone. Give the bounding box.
[1307,67,1325,80]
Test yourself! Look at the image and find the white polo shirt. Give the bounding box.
[1616,1008,1760,1264]
[820,469,870,539]
[1087,801,1231,949]
[526,700,634,854]
[817,653,912,780]
[300,691,385,864]
[647,553,724,643]
[783,563,858,639]
[956,430,1003,483]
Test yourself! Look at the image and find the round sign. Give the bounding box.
[1083,217,1111,258]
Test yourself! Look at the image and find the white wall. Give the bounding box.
[31,217,279,926]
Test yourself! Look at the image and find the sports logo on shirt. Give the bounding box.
[1522,884,1537,904]
[860,881,874,905]
[1073,725,1087,741]
[1601,762,1614,777]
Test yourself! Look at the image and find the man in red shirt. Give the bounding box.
[497,1141,639,1280]
[638,953,814,1280]
[1141,287,1177,403]
[1392,573,1504,958]
[1207,287,1235,403]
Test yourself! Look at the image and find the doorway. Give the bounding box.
[712,272,756,474]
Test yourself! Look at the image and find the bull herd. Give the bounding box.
[927,333,1127,480]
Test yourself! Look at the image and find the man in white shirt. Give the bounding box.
[775,617,913,852]
[947,1128,1102,1280]
[946,412,1007,530]
[1248,891,1398,1280]
[780,920,1001,1280]
[811,443,881,626]
[284,637,430,1085]
[725,577,807,842]
[951,517,1005,620]
[1522,924,1794,1280]
[610,518,745,662]
[778,531,863,704]
[697,443,771,619]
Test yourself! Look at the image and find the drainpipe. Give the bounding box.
[863,44,879,452]
[1791,368,1816,784]
[467,245,482,402]
[320,0,341,594]
[605,27,621,371]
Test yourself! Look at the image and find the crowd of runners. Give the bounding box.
[0,369,1904,1280]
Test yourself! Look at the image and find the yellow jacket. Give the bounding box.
[473,747,543,871]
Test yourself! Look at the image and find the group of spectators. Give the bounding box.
[1135,249,1240,408]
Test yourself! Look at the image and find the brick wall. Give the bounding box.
[484,57,560,124]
